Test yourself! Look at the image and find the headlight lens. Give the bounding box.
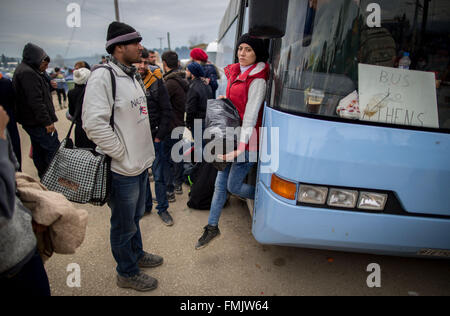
[358,192,388,211]
[327,188,358,208]
[298,185,328,205]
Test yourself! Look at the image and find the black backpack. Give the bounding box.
[187,162,218,210]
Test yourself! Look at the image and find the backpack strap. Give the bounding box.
[66,65,117,141]
[94,65,116,130]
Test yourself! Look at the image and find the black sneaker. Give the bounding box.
[174,184,183,195]
[167,192,176,203]
[195,225,220,250]
[138,252,163,268]
[158,211,174,226]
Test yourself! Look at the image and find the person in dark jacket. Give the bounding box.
[53,67,67,110]
[68,67,95,149]
[185,62,213,134]
[12,43,60,178]
[0,73,21,170]
[162,51,189,129]
[190,48,219,98]
[135,57,175,226]
[162,51,190,195]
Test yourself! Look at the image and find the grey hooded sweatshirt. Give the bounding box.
[0,132,36,278]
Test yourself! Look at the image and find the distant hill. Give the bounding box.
[50,55,104,69]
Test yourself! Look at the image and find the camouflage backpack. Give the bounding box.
[359,27,396,67]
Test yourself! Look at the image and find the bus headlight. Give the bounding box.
[357,192,388,211]
[298,185,328,205]
[327,188,358,208]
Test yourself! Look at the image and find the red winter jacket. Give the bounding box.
[224,62,270,152]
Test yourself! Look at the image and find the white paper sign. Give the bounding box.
[358,64,439,128]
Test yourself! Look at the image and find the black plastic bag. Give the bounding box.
[205,99,242,171]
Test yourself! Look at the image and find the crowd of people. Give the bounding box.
[0,20,270,294]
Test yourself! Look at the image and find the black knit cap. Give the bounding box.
[236,33,269,63]
[106,21,142,54]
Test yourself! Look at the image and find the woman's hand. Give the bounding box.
[218,95,226,100]
[217,149,244,162]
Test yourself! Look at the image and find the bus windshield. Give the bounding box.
[270,0,450,131]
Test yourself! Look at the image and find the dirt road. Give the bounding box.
[17,96,450,296]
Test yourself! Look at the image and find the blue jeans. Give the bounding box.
[144,175,153,213]
[148,140,171,215]
[167,137,184,187]
[208,151,256,226]
[163,138,176,193]
[108,170,148,278]
[23,126,60,178]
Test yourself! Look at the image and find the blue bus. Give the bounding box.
[215,0,450,258]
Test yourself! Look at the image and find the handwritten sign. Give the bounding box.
[358,64,439,128]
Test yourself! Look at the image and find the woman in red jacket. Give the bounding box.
[196,34,270,250]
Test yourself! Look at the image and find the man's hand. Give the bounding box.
[154,138,161,143]
[45,124,56,134]
[0,106,10,140]
[50,80,57,89]
[218,95,226,100]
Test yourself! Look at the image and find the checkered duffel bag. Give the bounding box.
[41,65,116,206]
[41,138,111,205]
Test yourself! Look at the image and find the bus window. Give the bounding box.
[216,18,238,96]
[271,0,450,130]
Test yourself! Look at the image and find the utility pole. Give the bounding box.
[157,37,164,52]
[114,0,120,22]
[167,32,171,51]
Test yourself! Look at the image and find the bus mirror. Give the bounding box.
[248,0,289,39]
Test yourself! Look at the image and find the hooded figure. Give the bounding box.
[12,43,60,178]
[185,62,213,132]
[13,43,57,128]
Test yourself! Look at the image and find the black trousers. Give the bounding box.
[23,126,60,178]
[0,250,51,296]
[56,88,66,106]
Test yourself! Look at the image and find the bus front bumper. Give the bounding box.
[252,183,450,258]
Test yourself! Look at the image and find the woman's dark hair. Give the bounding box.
[74,61,91,70]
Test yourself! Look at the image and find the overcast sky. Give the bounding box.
[0,0,229,58]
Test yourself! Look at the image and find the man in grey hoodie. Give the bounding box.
[83,22,161,292]
[0,106,51,296]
